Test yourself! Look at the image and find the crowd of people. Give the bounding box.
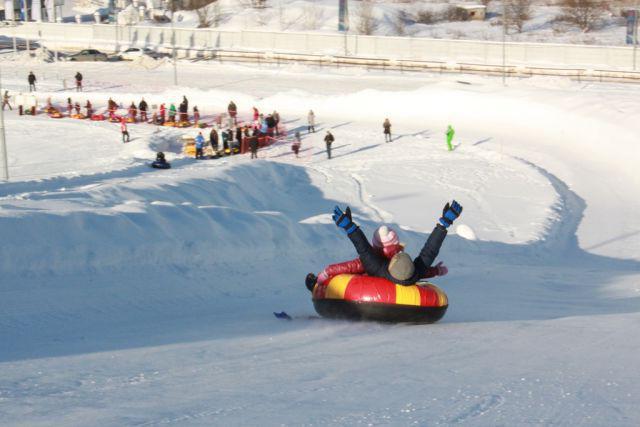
[19,72,457,160]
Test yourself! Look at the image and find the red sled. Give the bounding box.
[91,114,106,121]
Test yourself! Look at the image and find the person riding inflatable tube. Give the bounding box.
[307,201,462,323]
[150,152,171,169]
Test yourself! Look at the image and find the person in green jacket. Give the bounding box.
[446,125,455,151]
[168,103,177,122]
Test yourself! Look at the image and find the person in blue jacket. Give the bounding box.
[195,132,205,159]
[323,201,463,285]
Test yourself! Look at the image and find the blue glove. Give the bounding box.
[439,200,463,228]
[332,206,358,234]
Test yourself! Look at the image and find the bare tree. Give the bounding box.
[505,0,532,33]
[194,1,221,27]
[303,4,325,31]
[357,0,378,35]
[559,0,606,32]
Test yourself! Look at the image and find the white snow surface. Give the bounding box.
[1,59,640,426]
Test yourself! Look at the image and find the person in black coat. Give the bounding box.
[249,136,259,159]
[75,72,83,92]
[329,201,462,285]
[235,126,243,151]
[209,128,219,151]
[324,130,334,159]
[178,100,188,122]
[139,98,148,122]
[28,72,36,92]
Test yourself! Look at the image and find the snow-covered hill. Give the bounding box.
[72,0,634,46]
[0,59,639,425]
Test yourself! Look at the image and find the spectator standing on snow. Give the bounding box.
[324,130,334,159]
[129,102,137,122]
[446,124,455,151]
[178,98,188,123]
[67,97,73,116]
[273,110,280,136]
[121,118,130,143]
[228,101,237,122]
[222,129,230,153]
[249,136,259,159]
[235,126,243,150]
[307,109,315,133]
[193,106,200,126]
[292,131,301,157]
[252,106,259,121]
[383,118,392,142]
[75,72,83,92]
[209,128,219,151]
[159,103,166,124]
[28,72,36,92]
[85,100,93,117]
[139,98,148,122]
[168,103,177,122]
[195,132,205,159]
[2,91,12,111]
[74,102,81,115]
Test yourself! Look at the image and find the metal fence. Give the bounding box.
[3,22,640,73]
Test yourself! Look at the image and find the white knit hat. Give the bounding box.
[372,225,399,248]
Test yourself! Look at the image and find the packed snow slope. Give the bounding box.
[1,60,639,426]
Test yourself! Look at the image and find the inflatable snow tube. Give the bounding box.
[48,112,63,118]
[126,117,136,123]
[71,113,86,119]
[150,161,171,169]
[312,274,448,323]
[91,114,105,121]
[175,121,192,128]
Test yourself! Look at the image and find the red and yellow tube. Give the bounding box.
[312,274,448,323]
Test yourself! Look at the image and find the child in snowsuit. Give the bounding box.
[195,132,205,159]
[307,225,449,291]
[306,202,462,289]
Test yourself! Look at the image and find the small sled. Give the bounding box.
[91,114,106,121]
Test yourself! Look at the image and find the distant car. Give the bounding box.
[119,47,171,61]
[67,49,109,62]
